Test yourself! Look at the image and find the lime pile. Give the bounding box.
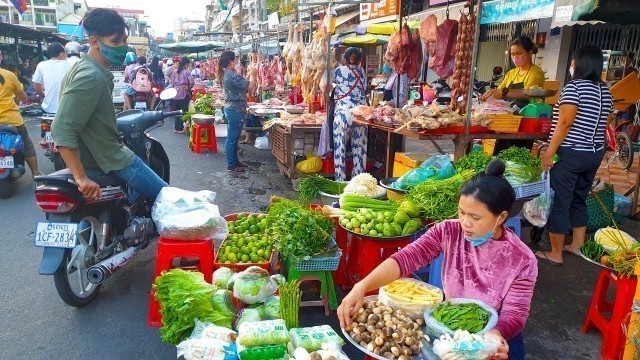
[218,213,273,264]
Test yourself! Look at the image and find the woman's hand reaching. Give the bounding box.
[485,329,509,360]
[337,283,366,328]
[482,88,503,102]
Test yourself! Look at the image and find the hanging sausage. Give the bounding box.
[450,1,477,114]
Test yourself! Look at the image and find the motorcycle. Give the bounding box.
[33,88,180,307]
[39,113,66,171]
[0,125,26,198]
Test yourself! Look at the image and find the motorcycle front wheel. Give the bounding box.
[53,216,101,307]
[0,177,16,199]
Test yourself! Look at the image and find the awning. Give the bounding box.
[159,41,226,53]
[339,34,390,47]
[365,20,420,35]
[336,10,359,27]
[551,0,640,28]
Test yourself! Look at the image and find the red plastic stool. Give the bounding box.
[148,237,214,327]
[190,123,218,154]
[333,224,349,286]
[582,268,637,360]
[343,232,410,294]
[192,88,206,102]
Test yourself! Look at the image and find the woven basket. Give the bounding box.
[587,184,615,232]
[488,114,523,134]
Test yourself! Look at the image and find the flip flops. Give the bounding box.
[535,251,563,266]
[563,245,581,257]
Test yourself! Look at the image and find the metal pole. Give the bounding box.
[465,0,482,134]
[238,0,243,44]
[395,0,402,107]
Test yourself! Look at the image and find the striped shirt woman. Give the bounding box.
[550,79,613,152]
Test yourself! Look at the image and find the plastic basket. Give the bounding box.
[488,114,522,134]
[294,248,342,271]
[215,213,275,273]
[512,179,546,199]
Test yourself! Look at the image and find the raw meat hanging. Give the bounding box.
[432,19,458,79]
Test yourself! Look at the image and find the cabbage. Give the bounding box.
[233,308,262,330]
[263,296,281,320]
[233,266,282,305]
[210,289,245,329]
[212,267,234,289]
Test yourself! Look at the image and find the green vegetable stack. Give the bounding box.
[220,213,272,264]
[407,170,476,222]
[432,301,491,333]
[298,175,347,203]
[339,200,422,237]
[581,241,605,262]
[454,151,492,174]
[279,280,302,329]
[267,198,334,261]
[497,147,542,169]
[153,269,234,344]
[193,93,215,115]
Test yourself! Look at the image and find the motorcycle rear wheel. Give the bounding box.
[53,216,101,307]
[0,178,16,199]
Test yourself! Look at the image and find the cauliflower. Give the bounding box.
[343,173,378,196]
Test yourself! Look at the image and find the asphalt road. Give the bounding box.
[0,115,613,359]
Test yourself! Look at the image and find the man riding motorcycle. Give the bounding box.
[65,41,82,65]
[123,66,157,111]
[51,8,167,201]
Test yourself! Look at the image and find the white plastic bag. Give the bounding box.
[432,330,501,360]
[255,135,269,150]
[424,298,499,338]
[151,187,229,241]
[523,171,554,227]
[176,320,238,360]
[232,266,285,305]
[378,278,443,318]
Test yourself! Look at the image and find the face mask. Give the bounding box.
[569,66,575,77]
[511,56,528,68]
[465,218,501,247]
[99,41,129,65]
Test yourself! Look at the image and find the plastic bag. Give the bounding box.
[614,194,633,217]
[233,308,262,330]
[296,154,323,174]
[213,267,235,289]
[289,325,345,352]
[503,161,541,186]
[233,266,284,305]
[432,330,501,360]
[378,278,443,318]
[250,295,280,320]
[176,320,238,360]
[210,289,245,329]
[523,171,554,227]
[237,319,291,347]
[254,136,269,150]
[236,343,287,360]
[424,298,499,338]
[152,187,229,241]
[392,154,456,190]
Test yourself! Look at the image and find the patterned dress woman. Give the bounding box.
[333,48,368,181]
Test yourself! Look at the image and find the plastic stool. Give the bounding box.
[344,233,410,294]
[192,88,206,102]
[333,223,349,286]
[504,216,522,238]
[190,123,218,154]
[286,264,337,316]
[582,268,637,360]
[148,237,214,327]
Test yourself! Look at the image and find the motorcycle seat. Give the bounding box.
[49,168,126,188]
[0,124,19,134]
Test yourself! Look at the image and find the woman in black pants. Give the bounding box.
[170,56,193,133]
[536,45,613,266]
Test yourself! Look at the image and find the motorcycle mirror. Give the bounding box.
[159,88,177,101]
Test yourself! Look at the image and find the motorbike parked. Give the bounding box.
[0,125,26,198]
[39,113,66,171]
[33,88,180,307]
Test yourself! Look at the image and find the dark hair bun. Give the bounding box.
[485,159,506,177]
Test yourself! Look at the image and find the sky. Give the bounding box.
[87,0,210,36]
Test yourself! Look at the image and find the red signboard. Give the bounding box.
[360,0,399,22]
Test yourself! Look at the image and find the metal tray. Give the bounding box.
[579,248,616,272]
[379,177,408,194]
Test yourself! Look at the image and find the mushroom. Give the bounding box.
[368,314,380,324]
[391,346,401,357]
[405,337,416,346]
[367,342,376,352]
[360,333,371,343]
[415,318,425,326]
[383,327,394,338]
[410,344,420,355]
[354,325,366,335]
[309,352,322,360]
[357,313,367,323]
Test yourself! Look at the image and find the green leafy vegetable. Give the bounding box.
[194,93,215,115]
[406,170,476,222]
[267,198,334,260]
[497,146,542,169]
[153,269,234,344]
[432,301,491,333]
[581,241,605,261]
[454,151,492,174]
[503,161,541,185]
[297,175,347,203]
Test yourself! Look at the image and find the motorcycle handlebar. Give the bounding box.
[162,110,183,118]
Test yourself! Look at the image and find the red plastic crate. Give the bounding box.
[214,213,275,273]
[540,118,552,133]
[519,118,542,133]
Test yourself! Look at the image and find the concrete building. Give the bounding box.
[0,0,83,34]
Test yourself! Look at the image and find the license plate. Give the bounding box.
[34,222,78,248]
[0,156,13,169]
[135,102,147,110]
[45,131,53,143]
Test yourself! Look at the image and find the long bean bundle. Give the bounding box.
[298,175,347,203]
[279,280,302,329]
[406,170,475,222]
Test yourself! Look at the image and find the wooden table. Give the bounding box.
[354,118,550,177]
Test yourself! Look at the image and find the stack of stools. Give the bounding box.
[285,258,338,316]
[148,237,214,326]
[582,268,637,359]
[190,123,218,154]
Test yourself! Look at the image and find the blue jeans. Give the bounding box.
[507,332,525,360]
[110,156,168,201]
[224,108,245,169]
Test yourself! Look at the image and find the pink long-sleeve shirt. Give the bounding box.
[390,220,538,340]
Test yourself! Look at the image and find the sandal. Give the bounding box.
[563,245,581,257]
[535,251,563,266]
[226,166,246,173]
